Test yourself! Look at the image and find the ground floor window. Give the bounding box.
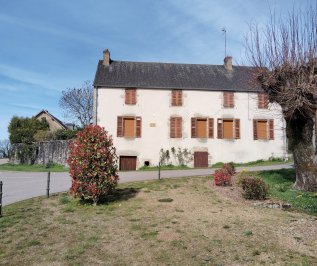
[217,118,240,139]
[253,119,274,140]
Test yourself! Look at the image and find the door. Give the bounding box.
[194,152,208,168]
[120,156,137,171]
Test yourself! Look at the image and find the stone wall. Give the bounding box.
[10,140,71,165]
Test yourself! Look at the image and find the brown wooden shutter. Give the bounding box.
[208,118,214,138]
[170,117,176,138]
[125,89,136,104]
[269,119,274,140]
[224,92,234,108]
[234,119,240,139]
[177,117,182,138]
[136,117,142,138]
[117,116,123,137]
[178,90,183,106]
[191,118,196,138]
[172,90,182,106]
[172,90,176,106]
[253,119,258,140]
[258,93,269,109]
[217,119,223,139]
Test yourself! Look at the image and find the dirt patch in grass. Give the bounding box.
[0,175,316,265]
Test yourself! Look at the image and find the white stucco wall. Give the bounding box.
[96,88,287,168]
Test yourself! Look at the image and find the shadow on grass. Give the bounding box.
[79,187,140,205]
[258,168,295,183]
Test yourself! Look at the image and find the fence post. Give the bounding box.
[46,172,50,198]
[158,162,161,180]
[0,181,3,218]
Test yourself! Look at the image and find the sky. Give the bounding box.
[0,0,314,140]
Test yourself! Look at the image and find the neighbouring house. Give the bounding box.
[35,110,68,132]
[93,49,288,170]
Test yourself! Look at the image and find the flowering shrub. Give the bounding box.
[67,125,119,205]
[213,168,232,186]
[239,176,269,200]
[223,162,236,176]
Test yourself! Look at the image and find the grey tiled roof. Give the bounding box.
[93,60,261,92]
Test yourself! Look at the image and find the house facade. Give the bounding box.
[93,49,287,170]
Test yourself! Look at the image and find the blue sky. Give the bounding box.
[0,0,313,140]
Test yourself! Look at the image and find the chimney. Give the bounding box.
[224,56,232,71]
[103,49,110,66]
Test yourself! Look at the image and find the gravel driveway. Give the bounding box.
[0,163,293,206]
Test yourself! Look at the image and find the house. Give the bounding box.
[35,110,68,132]
[93,49,287,170]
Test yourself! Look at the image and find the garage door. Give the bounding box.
[120,156,137,171]
[194,152,208,168]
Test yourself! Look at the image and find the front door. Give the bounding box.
[194,152,208,168]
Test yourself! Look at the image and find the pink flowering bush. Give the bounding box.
[67,125,119,205]
[213,168,232,186]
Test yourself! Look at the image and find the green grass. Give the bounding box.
[0,163,68,172]
[138,164,190,171]
[212,157,292,168]
[257,168,317,215]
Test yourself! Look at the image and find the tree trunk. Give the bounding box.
[288,116,317,192]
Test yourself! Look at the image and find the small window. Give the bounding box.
[191,118,214,138]
[117,116,142,138]
[125,88,136,105]
[170,117,182,138]
[258,93,268,109]
[171,90,182,106]
[217,118,240,139]
[223,92,234,108]
[253,119,274,140]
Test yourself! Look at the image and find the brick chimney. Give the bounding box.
[224,56,232,71]
[103,49,110,66]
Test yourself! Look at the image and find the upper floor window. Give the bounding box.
[125,88,136,105]
[117,116,141,138]
[258,93,269,109]
[191,117,214,138]
[171,90,182,106]
[253,119,274,140]
[170,117,182,138]
[223,92,234,108]
[217,118,240,139]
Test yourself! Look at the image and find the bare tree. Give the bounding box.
[246,6,317,191]
[59,81,93,127]
[0,139,11,158]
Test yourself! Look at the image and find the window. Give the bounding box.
[258,93,269,109]
[171,90,182,106]
[223,92,234,108]
[117,116,141,138]
[125,88,136,105]
[217,118,240,139]
[191,118,214,138]
[253,119,274,140]
[170,117,182,138]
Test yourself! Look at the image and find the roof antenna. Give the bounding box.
[221,28,227,57]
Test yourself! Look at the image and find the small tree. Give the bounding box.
[67,125,119,205]
[59,81,93,127]
[0,139,10,158]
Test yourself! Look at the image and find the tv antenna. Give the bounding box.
[221,28,227,57]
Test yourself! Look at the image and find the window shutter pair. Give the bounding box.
[217,118,240,139]
[117,116,141,137]
[253,119,274,140]
[191,118,213,138]
[125,89,136,105]
[172,90,182,106]
[223,92,234,108]
[258,93,269,109]
[170,117,182,138]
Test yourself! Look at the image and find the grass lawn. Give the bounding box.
[0,163,69,172]
[1,172,316,265]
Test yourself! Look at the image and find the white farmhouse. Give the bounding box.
[93,49,287,170]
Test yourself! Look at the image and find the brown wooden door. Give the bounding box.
[194,152,208,168]
[120,156,137,171]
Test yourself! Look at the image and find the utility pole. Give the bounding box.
[222,28,227,57]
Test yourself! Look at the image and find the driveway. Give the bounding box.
[0,163,293,206]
